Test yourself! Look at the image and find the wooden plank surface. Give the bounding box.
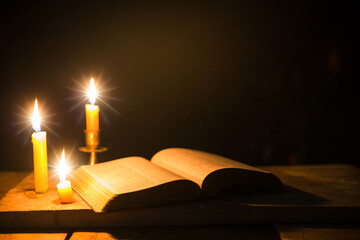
[69,225,360,240]
[0,171,89,212]
[0,233,66,240]
[264,164,360,207]
[1,164,360,229]
[69,225,279,240]
[0,172,29,200]
[276,224,360,240]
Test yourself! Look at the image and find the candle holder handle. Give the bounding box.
[79,129,108,165]
[90,151,96,165]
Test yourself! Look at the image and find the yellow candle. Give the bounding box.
[57,149,74,204]
[57,180,74,203]
[85,103,99,131]
[85,78,99,131]
[31,99,48,193]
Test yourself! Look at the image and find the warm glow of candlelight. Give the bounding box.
[57,148,74,203]
[32,99,41,132]
[85,77,100,132]
[31,98,48,193]
[87,77,97,105]
[58,149,69,183]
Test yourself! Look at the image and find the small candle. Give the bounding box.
[85,78,99,131]
[57,180,73,203]
[31,99,48,193]
[57,149,74,204]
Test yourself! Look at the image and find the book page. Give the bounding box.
[151,148,270,188]
[81,156,187,195]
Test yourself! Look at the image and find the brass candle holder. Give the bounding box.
[79,129,108,165]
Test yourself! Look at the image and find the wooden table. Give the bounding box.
[1,164,359,239]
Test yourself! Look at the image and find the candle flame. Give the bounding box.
[58,148,69,183]
[32,99,41,132]
[87,77,97,105]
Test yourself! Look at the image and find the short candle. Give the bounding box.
[57,180,73,204]
[31,99,48,193]
[57,149,74,204]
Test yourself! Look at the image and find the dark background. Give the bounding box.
[0,0,359,171]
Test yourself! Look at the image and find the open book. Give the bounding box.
[70,148,283,213]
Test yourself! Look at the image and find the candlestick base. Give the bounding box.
[79,146,108,165]
[80,129,108,165]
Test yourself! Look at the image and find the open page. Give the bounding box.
[151,148,282,194]
[80,156,189,194]
[72,156,201,212]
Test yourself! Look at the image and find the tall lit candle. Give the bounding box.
[57,149,74,203]
[85,78,99,131]
[31,99,48,193]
